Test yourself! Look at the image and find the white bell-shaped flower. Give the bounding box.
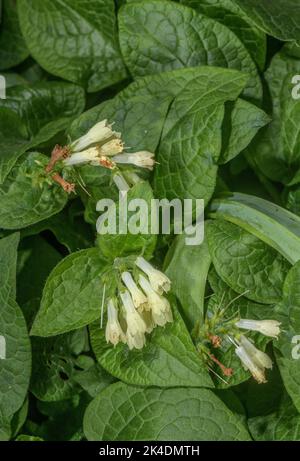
[136,256,171,294]
[70,120,120,152]
[236,319,281,339]
[113,151,155,170]
[120,290,147,349]
[121,271,148,311]
[105,299,126,346]
[139,275,173,327]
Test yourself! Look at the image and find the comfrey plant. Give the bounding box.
[196,296,281,384]
[43,120,156,193]
[104,256,172,350]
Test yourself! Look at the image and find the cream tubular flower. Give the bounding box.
[120,290,146,349]
[105,299,126,346]
[235,345,267,384]
[135,256,171,294]
[113,151,155,170]
[240,335,273,370]
[236,319,281,339]
[99,139,124,156]
[139,275,173,327]
[121,271,148,311]
[64,146,100,166]
[70,120,120,152]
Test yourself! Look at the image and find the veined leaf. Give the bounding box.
[84,382,250,441]
[209,192,300,264]
[90,304,213,388]
[206,219,290,304]
[18,0,127,92]
[119,1,262,101]
[31,248,108,337]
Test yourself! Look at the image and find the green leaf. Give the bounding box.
[180,0,266,70]
[84,382,250,441]
[1,82,85,137]
[97,181,157,260]
[119,1,262,101]
[0,82,85,182]
[281,260,300,332]
[17,236,62,326]
[276,355,300,413]
[209,192,300,265]
[0,0,29,70]
[248,394,300,441]
[154,67,248,206]
[207,219,290,304]
[0,234,31,433]
[0,152,68,230]
[73,363,115,398]
[30,331,86,402]
[219,99,270,164]
[18,0,127,92]
[31,248,108,337]
[16,435,44,441]
[234,0,300,42]
[246,51,300,184]
[164,233,211,329]
[0,108,29,185]
[90,304,213,388]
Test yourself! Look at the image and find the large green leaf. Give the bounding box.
[90,305,213,388]
[276,355,300,413]
[234,0,300,42]
[0,82,85,182]
[0,152,68,230]
[246,51,300,185]
[84,382,250,441]
[207,219,290,304]
[153,67,248,206]
[31,248,108,337]
[0,234,31,439]
[0,0,29,70]
[209,193,300,265]
[18,0,127,92]
[119,1,262,102]
[180,0,266,70]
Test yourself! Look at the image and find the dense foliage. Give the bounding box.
[1,0,300,441]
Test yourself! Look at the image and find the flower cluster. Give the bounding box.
[105,257,172,350]
[64,119,156,171]
[198,302,281,384]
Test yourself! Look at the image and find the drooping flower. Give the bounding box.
[70,120,120,152]
[235,344,267,384]
[121,271,148,311]
[64,146,100,166]
[105,299,126,346]
[240,335,273,370]
[139,275,173,327]
[113,151,155,170]
[120,290,147,350]
[236,319,281,339]
[135,256,171,294]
